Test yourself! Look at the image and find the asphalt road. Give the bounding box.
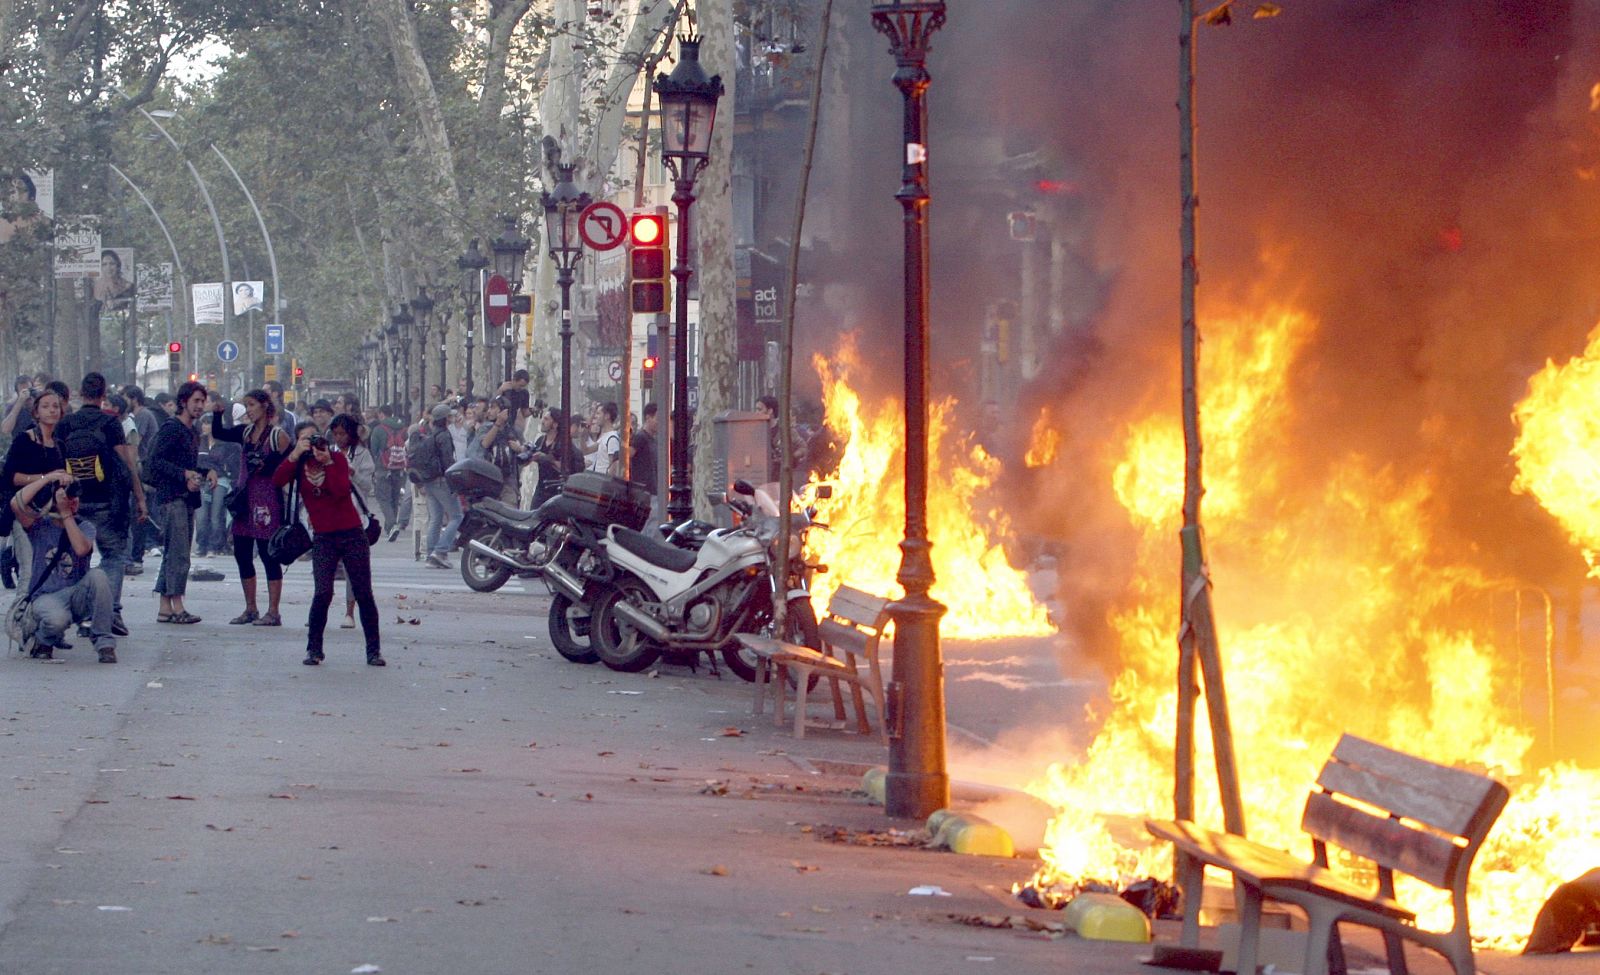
[0,541,1128,975]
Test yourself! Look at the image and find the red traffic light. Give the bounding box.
[167,341,182,353]
[293,366,304,378]
[641,355,658,371]
[187,373,198,382]
[630,213,664,246]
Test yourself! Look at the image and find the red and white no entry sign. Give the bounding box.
[578,201,628,251]
[484,273,512,327]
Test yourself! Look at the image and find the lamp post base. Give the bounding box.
[884,588,948,821]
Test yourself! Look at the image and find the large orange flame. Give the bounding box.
[1017,300,1600,950]
[807,337,1054,639]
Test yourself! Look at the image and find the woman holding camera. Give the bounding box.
[210,390,291,626]
[274,423,383,667]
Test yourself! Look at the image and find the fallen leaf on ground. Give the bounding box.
[268,793,297,800]
[791,862,821,874]
[165,795,196,801]
[704,865,729,877]
[720,727,744,737]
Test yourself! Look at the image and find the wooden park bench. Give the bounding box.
[1146,734,1509,975]
[734,585,891,744]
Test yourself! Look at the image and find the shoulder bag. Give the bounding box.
[266,459,313,564]
[349,480,383,547]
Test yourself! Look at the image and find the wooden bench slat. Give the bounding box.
[1302,792,1464,890]
[1146,819,1414,920]
[1327,735,1503,835]
[1316,759,1485,838]
[817,619,872,653]
[825,587,892,629]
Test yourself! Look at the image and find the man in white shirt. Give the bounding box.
[587,401,621,477]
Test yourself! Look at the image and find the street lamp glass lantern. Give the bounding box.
[490,214,532,285]
[654,37,724,170]
[540,164,593,270]
[410,285,434,327]
[457,238,489,314]
[391,304,414,331]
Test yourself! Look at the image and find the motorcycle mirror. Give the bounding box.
[815,485,833,500]
[731,479,756,496]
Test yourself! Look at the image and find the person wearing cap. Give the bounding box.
[309,400,334,434]
[418,403,460,569]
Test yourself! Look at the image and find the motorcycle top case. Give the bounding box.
[560,471,651,530]
[445,457,504,499]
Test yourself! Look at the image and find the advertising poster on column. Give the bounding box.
[192,283,225,325]
[231,280,264,315]
[93,247,136,310]
[52,215,100,278]
[137,262,174,310]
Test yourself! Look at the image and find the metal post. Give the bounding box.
[558,265,576,475]
[109,163,190,381]
[872,0,949,821]
[667,175,696,523]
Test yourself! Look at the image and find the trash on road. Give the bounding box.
[908,885,953,897]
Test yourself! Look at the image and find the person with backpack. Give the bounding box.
[57,373,144,638]
[411,404,459,570]
[370,403,407,532]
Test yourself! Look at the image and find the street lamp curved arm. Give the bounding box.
[138,107,232,351]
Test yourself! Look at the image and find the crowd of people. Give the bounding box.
[0,364,834,670]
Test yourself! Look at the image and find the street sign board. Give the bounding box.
[579,201,628,251]
[484,274,512,327]
[217,339,239,363]
[607,360,623,382]
[264,323,285,355]
[263,363,278,382]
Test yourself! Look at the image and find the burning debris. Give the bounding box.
[1012,875,1179,920]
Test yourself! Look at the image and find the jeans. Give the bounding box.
[32,567,114,652]
[77,503,129,616]
[196,480,231,554]
[377,469,404,528]
[308,528,379,656]
[154,499,193,597]
[422,479,462,556]
[128,489,162,563]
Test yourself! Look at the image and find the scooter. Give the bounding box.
[590,480,827,676]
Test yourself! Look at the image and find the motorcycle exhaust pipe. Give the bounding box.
[468,538,530,571]
[611,599,671,642]
[542,561,586,602]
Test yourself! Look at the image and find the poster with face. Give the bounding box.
[232,280,264,315]
[137,262,174,310]
[93,247,136,308]
[1,172,42,244]
[52,215,101,278]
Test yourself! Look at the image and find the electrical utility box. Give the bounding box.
[711,410,771,527]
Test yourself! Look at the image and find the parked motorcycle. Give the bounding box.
[590,480,828,677]
[450,459,546,594]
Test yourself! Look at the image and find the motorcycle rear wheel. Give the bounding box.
[722,597,822,686]
[548,592,599,664]
[593,577,663,673]
[460,530,513,593]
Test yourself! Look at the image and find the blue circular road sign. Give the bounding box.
[217,340,240,363]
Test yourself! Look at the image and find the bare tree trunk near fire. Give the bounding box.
[1174,0,1247,945]
[771,0,837,632]
[690,0,738,520]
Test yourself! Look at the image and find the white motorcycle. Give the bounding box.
[590,481,825,676]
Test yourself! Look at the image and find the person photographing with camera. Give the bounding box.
[11,470,116,662]
[273,424,384,667]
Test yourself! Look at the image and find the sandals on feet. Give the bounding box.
[253,612,282,627]
[229,610,259,625]
[159,611,201,624]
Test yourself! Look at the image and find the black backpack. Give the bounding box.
[61,412,113,486]
[405,427,443,484]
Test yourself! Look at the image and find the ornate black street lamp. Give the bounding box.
[541,164,593,475]
[384,316,402,412]
[872,0,949,821]
[410,285,434,418]
[435,300,452,404]
[372,327,389,414]
[491,214,532,385]
[457,238,489,396]
[359,334,378,405]
[392,303,415,420]
[654,35,724,522]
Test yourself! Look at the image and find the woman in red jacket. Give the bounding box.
[274,422,385,667]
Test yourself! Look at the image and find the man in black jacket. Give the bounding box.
[146,381,214,624]
[57,373,146,637]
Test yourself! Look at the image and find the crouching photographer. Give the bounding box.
[11,471,117,662]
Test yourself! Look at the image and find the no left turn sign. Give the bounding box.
[579,202,628,251]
